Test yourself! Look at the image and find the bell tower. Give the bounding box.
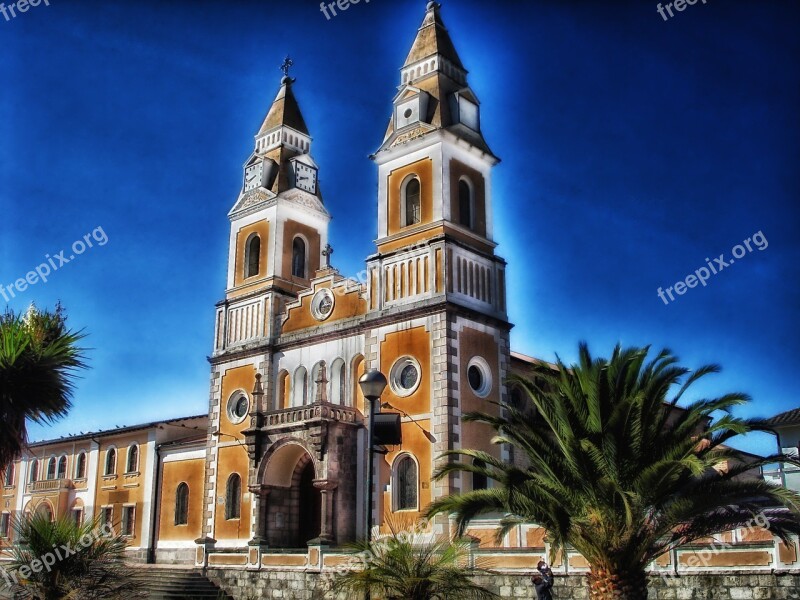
[215,59,330,352]
[364,2,513,537]
[367,1,506,320]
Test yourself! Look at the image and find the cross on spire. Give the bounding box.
[280,55,294,81]
[322,244,334,268]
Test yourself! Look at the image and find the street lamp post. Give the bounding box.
[359,369,388,549]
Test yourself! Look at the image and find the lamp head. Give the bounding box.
[359,369,388,400]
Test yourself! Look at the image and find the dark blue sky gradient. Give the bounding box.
[1,0,798,455]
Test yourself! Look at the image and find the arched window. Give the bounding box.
[36,503,53,522]
[4,463,14,487]
[292,237,306,278]
[394,455,418,511]
[29,460,38,483]
[105,448,117,476]
[47,457,56,480]
[126,445,139,473]
[245,234,261,279]
[472,458,488,491]
[458,179,472,229]
[75,452,87,479]
[225,474,241,520]
[175,483,189,526]
[57,456,67,480]
[293,367,308,407]
[404,178,421,227]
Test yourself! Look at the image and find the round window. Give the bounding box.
[311,289,335,321]
[227,392,250,424]
[390,357,422,397]
[466,357,492,398]
[403,108,413,119]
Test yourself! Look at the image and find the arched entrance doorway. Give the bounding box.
[297,461,321,546]
[259,442,325,548]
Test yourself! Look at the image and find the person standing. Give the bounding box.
[531,560,554,600]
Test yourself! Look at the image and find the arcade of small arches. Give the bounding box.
[273,355,365,411]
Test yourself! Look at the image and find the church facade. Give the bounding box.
[203,0,511,553]
[2,2,797,580]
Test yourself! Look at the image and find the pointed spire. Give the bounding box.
[403,2,464,72]
[257,57,309,137]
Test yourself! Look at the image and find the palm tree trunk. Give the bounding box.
[588,566,649,600]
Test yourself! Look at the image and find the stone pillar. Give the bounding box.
[313,480,337,545]
[249,484,272,547]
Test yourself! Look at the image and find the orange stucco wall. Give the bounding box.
[282,281,367,333]
[158,457,205,542]
[387,158,434,237]
[459,327,502,479]
[233,221,270,288]
[95,433,148,544]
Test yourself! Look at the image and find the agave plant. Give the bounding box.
[330,518,497,600]
[0,303,87,472]
[7,512,143,600]
[428,343,800,600]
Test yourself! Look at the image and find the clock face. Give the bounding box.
[244,162,263,192]
[295,162,317,194]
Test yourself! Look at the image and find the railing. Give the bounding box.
[264,402,358,429]
[27,479,70,493]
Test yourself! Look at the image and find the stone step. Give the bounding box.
[132,567,233,600]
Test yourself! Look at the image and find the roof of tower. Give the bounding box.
[257,76,309,136]
[403,1,465,71]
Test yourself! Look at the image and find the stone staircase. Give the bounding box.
[133,567,234,599]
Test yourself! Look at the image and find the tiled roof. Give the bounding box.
[764,408,800,428]
[257,79,309,136]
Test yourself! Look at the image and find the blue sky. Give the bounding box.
[1,0,798,456]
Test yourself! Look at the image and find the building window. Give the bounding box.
[57,456,67,480]
[47,457,57,480]
[0,513,9,538]
[472,458,488,491]
[394,455,418,511]
[72,508,83,526]
[4,463,14,487]
[467,357,492,398]
[225,474,242,520]
[227,393,250,425]
[292,237,306,278]
[105,448,117,476]
[458,179,472,229]
[126,445,139,474]
[36,503,53,522]
[175,483,189,526]
[245,234,261,279]
[404,178,421,227]
[389,356,422,398]
[122,506,135,537]
[101,507,114,533]
[29,460,38,483]
[75,453,87,479]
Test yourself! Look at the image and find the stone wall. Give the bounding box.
[206,569,800,600]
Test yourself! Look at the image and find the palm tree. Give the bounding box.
[0,303,87,471]
[7,512,144,599]
[330,519,498,600]
[428,343,800,600]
